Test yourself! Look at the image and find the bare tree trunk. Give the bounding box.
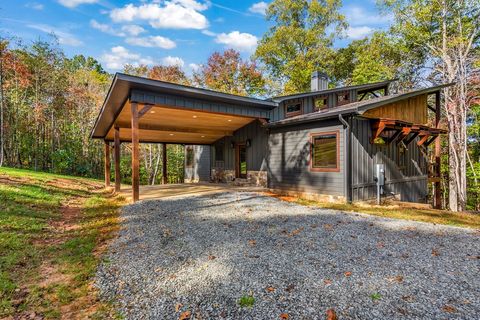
[0,46,4,167]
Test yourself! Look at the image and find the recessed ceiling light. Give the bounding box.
[150,110,155,113]
[193,115,197,118]
[201,135,205,138]
[227,119,232,122]
[169,133,174,136]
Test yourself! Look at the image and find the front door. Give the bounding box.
[236,144,247,179]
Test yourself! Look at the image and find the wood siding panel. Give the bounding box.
[350,117,428,203]
[267,121,346,196]
[362,94,428,124]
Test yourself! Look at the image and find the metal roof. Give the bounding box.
[271,79,395,102]
[265,83,454,128]
[90,73,277,139]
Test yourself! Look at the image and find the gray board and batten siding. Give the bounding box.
[185,145,211,182]
[267,119,346,198]
[211,120,268,172]
[349,117,428,203]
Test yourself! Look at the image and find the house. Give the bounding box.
[91,72,449,206]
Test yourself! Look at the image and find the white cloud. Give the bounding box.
[201,30,216,37]
[100,46,154,70]
[90,19,124,36]
[121,24,146,36]
[189,63,201,72]
[110,1,209,30]
[162,56,185,67]
[26,2,44,10]
[125,36,176,49]
[58,0,98,8]
[344,5,393,27]
[215,31,258,52]
[27,24,83,46]
[345,26,374,40]
[249,2,268,15]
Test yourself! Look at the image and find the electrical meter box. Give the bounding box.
[376,164,385,186]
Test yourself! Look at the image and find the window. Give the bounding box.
[314,96,328,111]
[185,146,194,167]
[215,144,224,162]
[336,92,350,106]
[285,101,302,117]
[310,131,339,172]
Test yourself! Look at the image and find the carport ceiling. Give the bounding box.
[106,102,256,144]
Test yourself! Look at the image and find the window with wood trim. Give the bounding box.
[336,92,350,106]
[285,101,302,117]
[185,146,194,168]
[310,132,340,172]
[314,96,328,111]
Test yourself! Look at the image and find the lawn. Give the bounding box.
[0,167,125,319]
[267,194,480,229]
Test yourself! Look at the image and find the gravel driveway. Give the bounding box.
[96,192,479,319]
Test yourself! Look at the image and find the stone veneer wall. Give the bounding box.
[211,169,267,187]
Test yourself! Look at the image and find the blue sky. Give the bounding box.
[0,0,392,73]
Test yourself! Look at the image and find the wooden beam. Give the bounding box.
[131,102,140,202]
[434,90,442,208]
[371,120,387,143]
[115,122,234,136]
[417,133,431,146]
[104,141,111,188]
[387,129,403,144]
[138,104,154,118]
[396,127,412,145]
[424,135,438,147]
[114,126,121,192]
[162,143,167,184]
[404,132,419,146]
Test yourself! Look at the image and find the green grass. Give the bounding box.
[282,196,480,229]
[238,294,255,308]
[370,292,382,301]
[0,166,124,318]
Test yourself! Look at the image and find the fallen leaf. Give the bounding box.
[248,239,256,246]
[395,275,404,283]
[285,284,295,292]
[175,303,183,312]
[266,286,276,292]
[432,248,440,256]
[324,224,334,231]
[179,310,191,320]
[208,255,216,260]
[344,271,352,277]
[376,242,385,248]
[290,227,304,237]
[326,308,338,320]
[324,279,332,285]
[280,313,289,319]
[442,305,457,313]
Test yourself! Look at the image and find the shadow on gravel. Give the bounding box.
[97,192,480,320]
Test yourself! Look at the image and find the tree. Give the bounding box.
[382,0,480,211]
[255,0,346,93]
[193,49,265,96]
[148,65,190,85]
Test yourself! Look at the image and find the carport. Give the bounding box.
[90,73,275,202]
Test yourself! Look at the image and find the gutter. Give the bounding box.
[338,114,353,203]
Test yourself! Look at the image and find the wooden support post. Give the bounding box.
[104,141,111,187]
[162,143,167,184]
[131,102,140,202]
[434,91,442,208]
[114,126,121,192]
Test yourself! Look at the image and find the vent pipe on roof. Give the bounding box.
[311,71,329,92]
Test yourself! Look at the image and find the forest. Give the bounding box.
[0,0,478,211]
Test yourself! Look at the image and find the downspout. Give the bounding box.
[339,114,352,203]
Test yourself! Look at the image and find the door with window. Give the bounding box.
[236,143,247,178]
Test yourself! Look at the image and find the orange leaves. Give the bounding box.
[326,308,338,320]
[442,305,457,313]
[344,271,352,277]
[266,286,276,292]
[175,303,183,312]
[208,255,216,260]
[432,248,440,256]
[324,224,334,231]
[279,313,289,319]
[248,239,256,247]
[179,310,191,320]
